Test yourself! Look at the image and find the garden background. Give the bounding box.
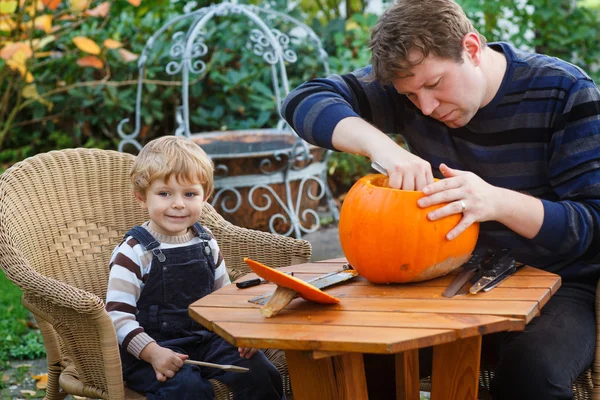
[1,0,600,396]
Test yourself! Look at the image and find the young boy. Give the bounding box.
[106,136,285,399]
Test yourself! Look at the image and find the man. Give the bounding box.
[281,0,600,398]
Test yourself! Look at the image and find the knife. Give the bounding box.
[442,247,491,298]
[248,263,358,305]
[236,272,294,289]
[469,249,515,294]
[371,161,388,175]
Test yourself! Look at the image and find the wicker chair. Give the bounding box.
[0,148,312,399]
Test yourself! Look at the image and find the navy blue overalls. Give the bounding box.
[120,223,284,400]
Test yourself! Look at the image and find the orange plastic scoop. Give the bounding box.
[244,258,340,304]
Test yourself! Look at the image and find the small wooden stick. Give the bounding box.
[261,286,297,317]
[183,359,249,373]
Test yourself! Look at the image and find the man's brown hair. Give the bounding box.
[370,0,486,84]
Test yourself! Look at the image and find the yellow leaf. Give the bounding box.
[0,42,32,60]
[126,0,140,7]
[0,16,16,31]
[34,50,52,57]
[103,38,121,49]
[33,14,52,33]
[69,0,89,12]
[118,48,138,62]
[85,1,108,16]
[41,0,61,10]
[73,36,100,55]
[0,0,18,14]
[32,373,48,390]
[33,34,55,50]
[345,20,359,31]
[76,54,103,69]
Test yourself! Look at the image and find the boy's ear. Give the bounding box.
[133,190,148,210]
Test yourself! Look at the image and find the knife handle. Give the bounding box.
[236,278,263,288]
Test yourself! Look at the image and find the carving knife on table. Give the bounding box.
[469,249,516,294]
[247,263,358,305]
[442,247,491,298]
[236,272,294,289]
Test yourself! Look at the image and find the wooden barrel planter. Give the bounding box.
[191,130,330,237]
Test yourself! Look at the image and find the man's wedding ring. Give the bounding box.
[460,200,466,213]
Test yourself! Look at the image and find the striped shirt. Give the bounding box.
[105,222,230,358]
[282,42,600,281]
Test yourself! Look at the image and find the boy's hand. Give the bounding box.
[140,342,189,382]
[238,347,258,359]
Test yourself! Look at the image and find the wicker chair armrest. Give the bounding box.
[216,224,312,280]
[0,245,104,313]
[200,204,312,280]
[22,290,125,399]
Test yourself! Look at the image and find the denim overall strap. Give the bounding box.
[191,222,212,241]
[125,226,160,250]
[191,222,216,270]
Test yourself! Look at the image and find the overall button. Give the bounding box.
[162,322,168,328]
[204,246,211,256]
[163,267,168,272]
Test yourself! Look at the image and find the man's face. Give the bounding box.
[391,50,487,128]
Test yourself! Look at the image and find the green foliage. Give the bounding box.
[0,272,45,370]
[2,0,600,193]
[458,0,600,82]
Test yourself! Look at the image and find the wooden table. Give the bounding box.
[189,257,561,400]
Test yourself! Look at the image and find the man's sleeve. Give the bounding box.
[280,66,402,150]
[532,78,600,263]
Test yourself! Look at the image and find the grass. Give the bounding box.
[0,271,45,372]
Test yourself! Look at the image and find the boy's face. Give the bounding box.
[135,176,205,236]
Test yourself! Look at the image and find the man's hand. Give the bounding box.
[417,163,543,240]
[417,163,501,240]
[140,342,188,382]
[377,150,434,191]
[331,117,434,190]
[238,347,258,359]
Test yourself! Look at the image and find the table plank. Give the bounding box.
[225,283,551,304]
[189,307,522,338]
[213,322,457,353]
[191,295,540,323]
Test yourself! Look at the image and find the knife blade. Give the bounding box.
[481,264,517,292]
[442,247,491,298]
[470,249,515,294]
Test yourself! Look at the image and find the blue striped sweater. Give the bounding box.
[282,42,600,281]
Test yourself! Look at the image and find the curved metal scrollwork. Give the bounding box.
[211,187,242,214]
[248,28,297,65]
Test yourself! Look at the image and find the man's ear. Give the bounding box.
[462,32,482,66]
[133,190,148,210]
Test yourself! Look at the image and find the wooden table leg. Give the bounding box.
[285,350,368,400]
[396,349,420,400]
[431,336,482,400]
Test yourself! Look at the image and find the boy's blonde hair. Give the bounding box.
[131,136,214,200]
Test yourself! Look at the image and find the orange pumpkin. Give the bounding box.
[338,174,479,283]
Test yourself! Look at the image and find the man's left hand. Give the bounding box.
[418,163,500,240]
